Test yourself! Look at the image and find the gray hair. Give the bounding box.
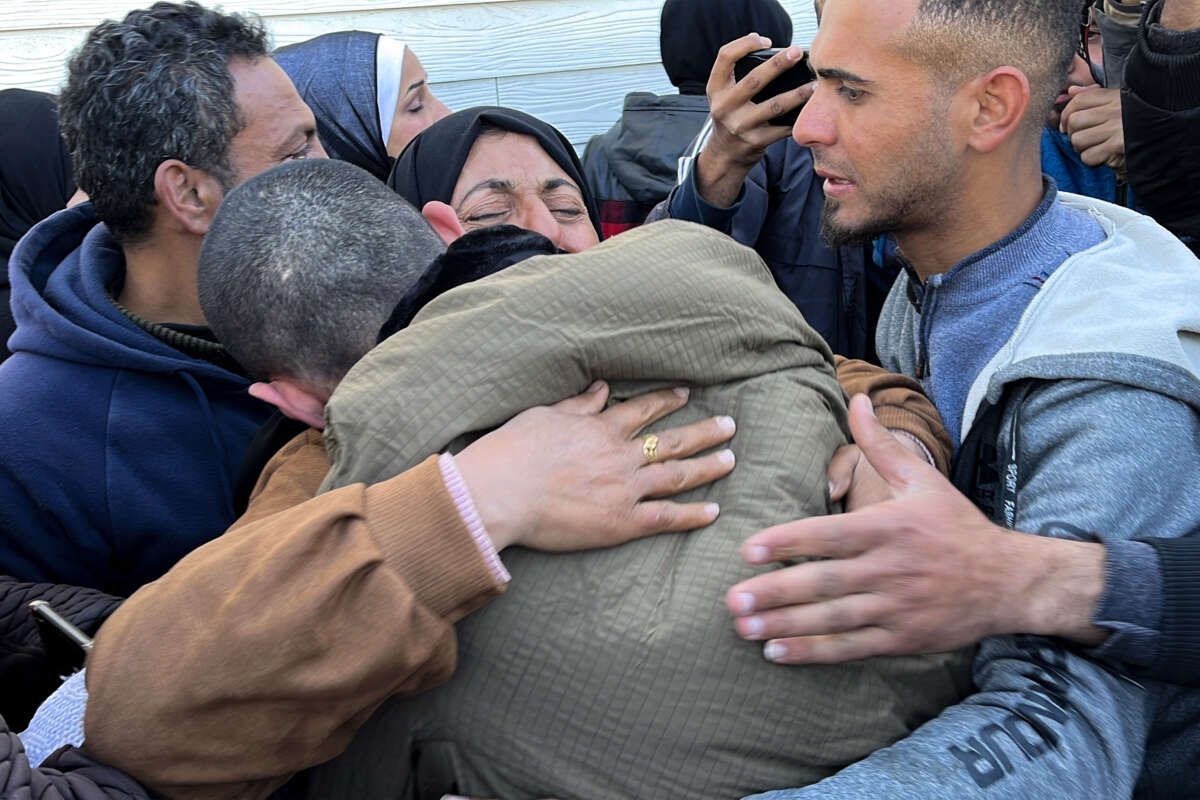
[57,1,269,243]
[198,159,446,396]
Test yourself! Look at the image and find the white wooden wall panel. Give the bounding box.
[0,0,818,149]
[5,0,523,33]
[497,64,676,145]
[430,76,499,111]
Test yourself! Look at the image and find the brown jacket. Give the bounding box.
[84,432,503,800]
[83,368,948,797]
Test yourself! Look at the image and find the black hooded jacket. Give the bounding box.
[0,89,75,362]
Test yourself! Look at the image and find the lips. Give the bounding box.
[815,168,855,196]
[815,168,851,184]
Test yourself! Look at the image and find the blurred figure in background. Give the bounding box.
[276,31,450,181]
[0,89,76,363]
[582,0,792,238]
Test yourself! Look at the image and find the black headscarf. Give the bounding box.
[660,0,794,95]
[386,106,602,240]
[274,31,394,180]
[0,89,75,275]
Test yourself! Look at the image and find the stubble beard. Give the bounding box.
[817,126,959,249]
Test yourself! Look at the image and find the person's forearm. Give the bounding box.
[1014,534,1108,645]
[85,435,502,800]
[834,357,953,474]
[694,147,755,208]
[1161,0,1200,30]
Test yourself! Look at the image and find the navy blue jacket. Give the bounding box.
[0,205,272,595]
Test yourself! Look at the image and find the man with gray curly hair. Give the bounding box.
[0,1,327,595]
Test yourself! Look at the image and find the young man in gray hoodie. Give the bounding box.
[721,0,1200,796]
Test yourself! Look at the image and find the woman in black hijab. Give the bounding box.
[0,89,76,362]
[387,106,602,252]
[275,31,450,181]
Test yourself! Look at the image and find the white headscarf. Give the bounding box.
[375,36,407,146]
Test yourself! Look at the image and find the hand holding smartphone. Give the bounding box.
[732,48,815,128]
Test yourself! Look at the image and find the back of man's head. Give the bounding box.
[900,0,1079,134]
[198,159,445,398]
[57,1,268,243]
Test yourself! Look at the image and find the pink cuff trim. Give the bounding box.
[891,430,936,466]
[438,453,510,584]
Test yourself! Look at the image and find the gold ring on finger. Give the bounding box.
[642,434,660,464]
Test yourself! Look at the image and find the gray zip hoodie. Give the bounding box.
[750,194,1200,799]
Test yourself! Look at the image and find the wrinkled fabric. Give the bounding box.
[0,89,76,361]
[386,106,602,239]
[0,717,150,798]
[311,220,972,800]
[378,225,556,341]
[842,193,1200,800]
[0,203,272,594]
[1122,0,1200,248]
[20,669,88,767]
[0,576,120,729]
[659,0,793,95]
[582,92,710,237]
[275,32,397,180]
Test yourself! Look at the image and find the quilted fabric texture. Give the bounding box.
[314,220,972,799]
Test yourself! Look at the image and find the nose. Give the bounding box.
[311,137,329,159]
[515,199,563,248]
[791,86,835,149]
[429,94,451,124]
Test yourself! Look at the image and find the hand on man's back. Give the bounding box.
[455,380,737,553]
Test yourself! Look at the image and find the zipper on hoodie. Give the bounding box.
[916,284,937,381]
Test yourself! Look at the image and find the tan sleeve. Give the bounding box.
[83,430,504,800]
[835,356,953,475]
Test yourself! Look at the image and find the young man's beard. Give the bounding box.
[820,195,914,248]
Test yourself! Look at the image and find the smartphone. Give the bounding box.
[732,48,815,128]
[29,600,93,677]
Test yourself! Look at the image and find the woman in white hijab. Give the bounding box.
[275,32,450,180]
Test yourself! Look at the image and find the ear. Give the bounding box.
[421,200,466,245]
[153,159,227,236]
[961,67,1031,154]
[248,379,327,430]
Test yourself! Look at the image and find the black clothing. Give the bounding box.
[0,727,150,798]
[378,225,558,340]
[275,32,394,181]
[582,93,710,238]
[658,0,793,95]
[1122,0,1200,250]
[1140,535,1200,686]
[386,106,602,240]
[0,576,121,729]
[0,89,75,362]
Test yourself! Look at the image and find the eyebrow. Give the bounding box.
[815,67,875,85]
[541,178,582,195]
[272,125,315,158]
[459,178,516,203]
[402,78,427,97]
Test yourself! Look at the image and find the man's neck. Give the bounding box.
[119,232,206,326]
[898,162,1045,282]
